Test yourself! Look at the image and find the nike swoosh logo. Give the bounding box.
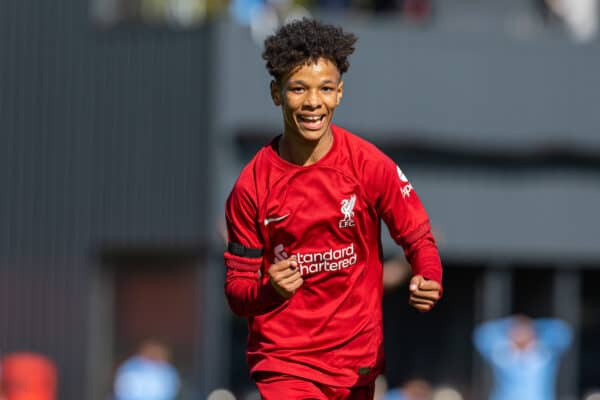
[264,214,290,226]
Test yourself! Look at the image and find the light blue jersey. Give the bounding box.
[114,356,180,400]
[474,318,572,400]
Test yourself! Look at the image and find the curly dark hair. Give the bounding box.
[262,18,358,81]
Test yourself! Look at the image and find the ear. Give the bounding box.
[270,80,282,106]
[336,80,344,106]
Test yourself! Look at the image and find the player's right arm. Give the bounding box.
[267,256,303,299]
[224,179,289,317]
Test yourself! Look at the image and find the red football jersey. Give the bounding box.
[224,124,442,387]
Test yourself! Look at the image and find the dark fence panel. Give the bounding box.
[0,1,209,398]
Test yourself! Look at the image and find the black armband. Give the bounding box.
[227,242,264,259]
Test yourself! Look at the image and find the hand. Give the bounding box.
[409,275,441,312]
[268,256,304,299]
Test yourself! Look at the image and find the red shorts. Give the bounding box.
[255,373,375,400]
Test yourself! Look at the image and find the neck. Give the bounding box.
[279,128,334,166]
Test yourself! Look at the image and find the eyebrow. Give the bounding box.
[288,79,337,86]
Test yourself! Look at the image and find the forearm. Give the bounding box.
[404,230,443,285]
[535,319,573,351]
[224,269,285,317]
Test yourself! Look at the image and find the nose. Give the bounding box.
[303,89,321,108]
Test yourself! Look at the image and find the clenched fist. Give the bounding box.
[268,256,304,299]
[408,275,441,312]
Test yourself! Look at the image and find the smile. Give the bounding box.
[298,115,325,122]
[297,114,326,130]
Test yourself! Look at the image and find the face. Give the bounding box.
[510,319,536,350]
[271,58,344,143]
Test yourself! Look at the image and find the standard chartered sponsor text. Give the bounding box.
[294,243,357,276]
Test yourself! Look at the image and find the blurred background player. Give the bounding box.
[473,315,572,400]
[113,340,180,400]
[0,353,57,400]
[383,378,433,400]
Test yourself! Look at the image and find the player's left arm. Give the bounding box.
[408,274,442,312]
[368,152,443,311]
[534,318,573,353]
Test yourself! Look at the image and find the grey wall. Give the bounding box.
[400,170,600,262]
[215,19,600,150]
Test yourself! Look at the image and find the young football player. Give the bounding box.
[224,18,443,400]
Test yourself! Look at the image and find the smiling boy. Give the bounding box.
[224,18,443,399]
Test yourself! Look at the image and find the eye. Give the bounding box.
[321,86,335,92]
[289,87,305,93]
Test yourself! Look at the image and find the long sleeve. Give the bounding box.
[473,318,512,361]
[534,319,573,353]
[368,153,443,285]
[225,269,285,317]
[403,230,443,284]
[224,174,285,317]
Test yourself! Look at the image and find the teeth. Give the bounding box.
[301,116,321,121]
